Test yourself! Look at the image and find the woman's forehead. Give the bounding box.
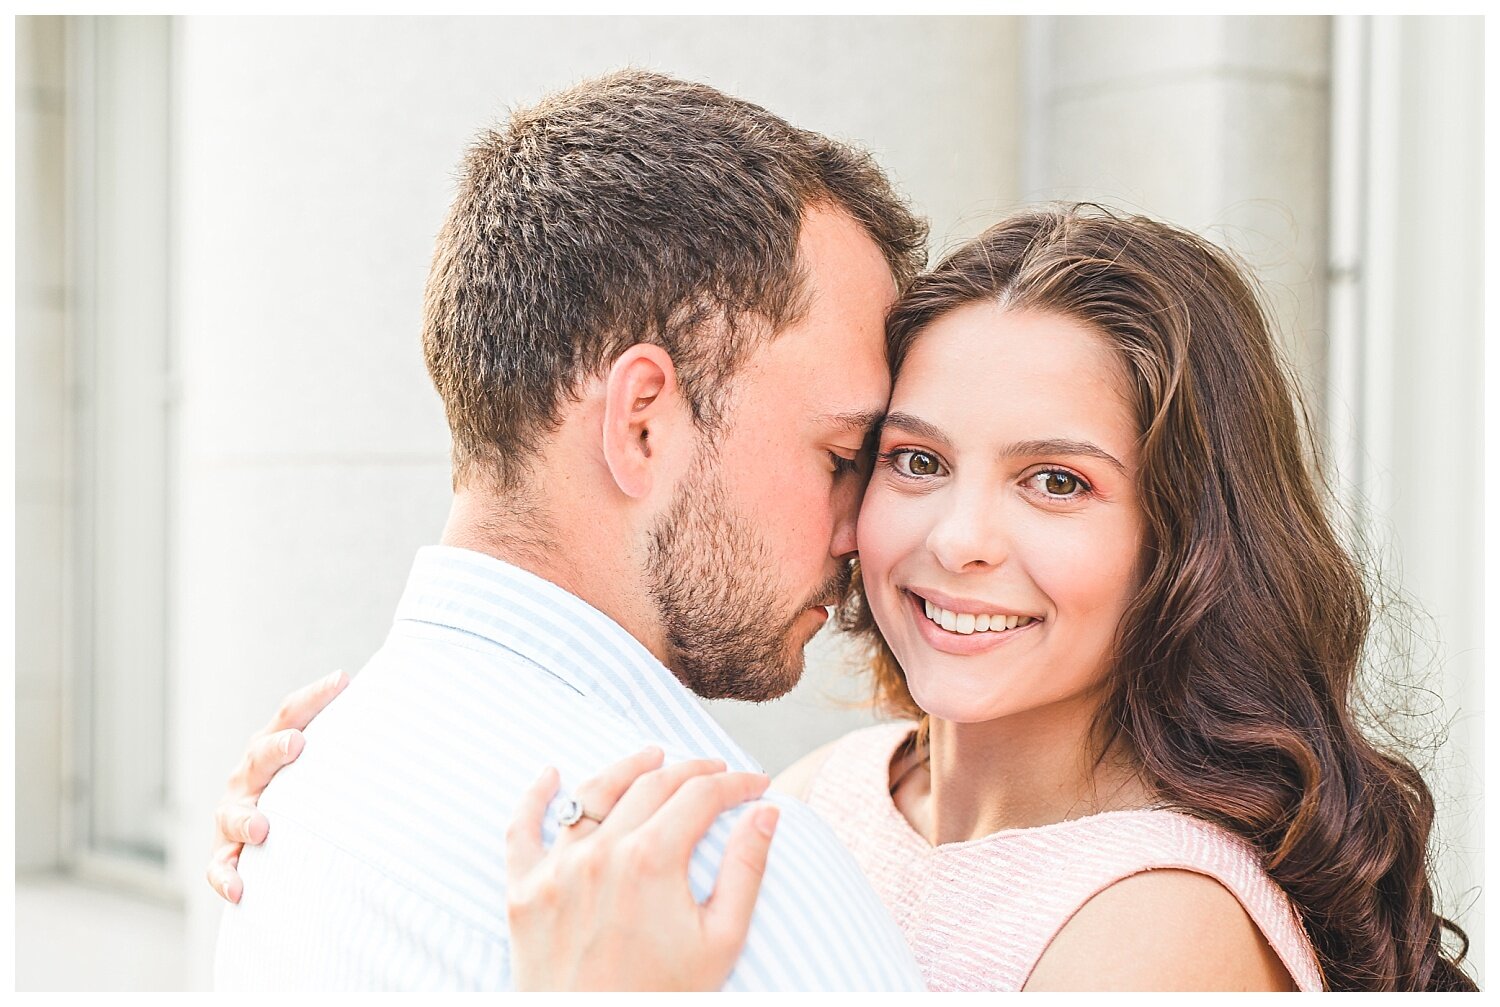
[892,305,1135,424]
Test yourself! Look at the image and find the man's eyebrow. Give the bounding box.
[880,413,1127,474]
[815,409,887,436]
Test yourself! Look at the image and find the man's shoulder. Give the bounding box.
[252,632,649,892]
[218,633,664,990]
[284,624,650,781]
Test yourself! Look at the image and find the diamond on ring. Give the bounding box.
[557,797,585,827]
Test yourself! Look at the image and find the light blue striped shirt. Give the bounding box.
[214,545,924,991]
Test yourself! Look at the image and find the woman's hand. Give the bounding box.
[506,747,781,991]
[206,670,349,903]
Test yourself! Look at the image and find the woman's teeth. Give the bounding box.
[922,598,1035,635]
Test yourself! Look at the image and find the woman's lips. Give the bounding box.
[905,589,1040,655]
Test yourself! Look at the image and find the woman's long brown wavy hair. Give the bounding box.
[840,205,1476,990]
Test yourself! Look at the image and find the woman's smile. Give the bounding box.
[903,589,1043,656]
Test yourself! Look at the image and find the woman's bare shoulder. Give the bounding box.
[1024,868,1298,992]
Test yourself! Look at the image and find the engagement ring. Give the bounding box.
[556,797,603,828]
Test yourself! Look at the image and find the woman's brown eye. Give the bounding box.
[1042,471,1080,495]
[909,452,939,476]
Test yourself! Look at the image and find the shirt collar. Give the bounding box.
[392,545,761,773]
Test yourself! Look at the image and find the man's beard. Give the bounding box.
[646,461,851,703]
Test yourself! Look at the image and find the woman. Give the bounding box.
[214,207,1477,991]
[502,206,1476,992]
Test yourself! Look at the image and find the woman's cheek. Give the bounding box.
[1030,513,1140,630]
[855,483,904,572]
[856,487,923,618]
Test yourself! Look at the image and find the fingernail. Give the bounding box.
[325,669,345,688]
[754,804,779,838]
[279,732,293,755]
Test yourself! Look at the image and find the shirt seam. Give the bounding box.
[391,617,589,698]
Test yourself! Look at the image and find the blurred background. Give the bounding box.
[13,14,1483,991]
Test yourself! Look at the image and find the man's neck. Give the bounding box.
[439,489,673,668]
[440,488,568,586]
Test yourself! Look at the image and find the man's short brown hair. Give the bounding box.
[422,69,927,491]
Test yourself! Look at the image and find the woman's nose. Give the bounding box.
[925,490,1009,573]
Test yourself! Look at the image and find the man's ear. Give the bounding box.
[601,344,682,500]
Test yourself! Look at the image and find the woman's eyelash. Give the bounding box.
[876,452,1094,496]
[1029,468,1093,496]
[876,448,944,477]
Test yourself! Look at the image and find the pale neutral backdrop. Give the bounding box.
[14,14,1483,991]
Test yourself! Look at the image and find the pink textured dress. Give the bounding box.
[803,723,1324,991]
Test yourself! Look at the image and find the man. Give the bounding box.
[211,69,929,990]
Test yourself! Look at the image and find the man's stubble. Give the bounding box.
[646,448,851,703]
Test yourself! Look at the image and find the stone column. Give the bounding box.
[1021,15,1332,420]
[16,14,70,873]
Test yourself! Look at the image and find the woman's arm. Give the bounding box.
[1023,869,1296,991]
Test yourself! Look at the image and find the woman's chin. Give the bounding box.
[904,675,1010,725]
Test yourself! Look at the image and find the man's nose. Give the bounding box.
[829,471,864,560]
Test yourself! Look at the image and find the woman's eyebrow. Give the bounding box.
[1002,438,1126,474]
[879,411,950,444]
